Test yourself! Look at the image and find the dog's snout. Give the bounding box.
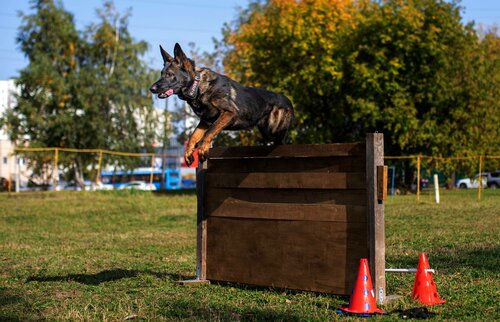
[150,84,158,93]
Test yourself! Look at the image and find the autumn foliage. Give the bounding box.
[222,0,500,158]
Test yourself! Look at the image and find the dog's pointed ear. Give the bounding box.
[160,45,174,63]
[173,43,186,61]
[173,43,195,77]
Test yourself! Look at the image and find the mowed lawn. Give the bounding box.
[0,189,498,321]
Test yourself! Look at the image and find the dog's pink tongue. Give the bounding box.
[165,89,174,96]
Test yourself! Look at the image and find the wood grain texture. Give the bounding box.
[207,188,367,206]
[205,217,368,294]
[207,172,366,189]
[207,156,365,174]
[207,199,367,222]
[377,165,388,201]
[366,133,386,303]
[209,143,365,159]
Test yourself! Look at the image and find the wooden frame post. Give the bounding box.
[366,133,386,304]
[177,158,210,286]
[196,159,208,281]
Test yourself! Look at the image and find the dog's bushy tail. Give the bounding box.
[260,94,294,145]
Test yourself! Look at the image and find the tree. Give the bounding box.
[221,0,499,165]
[2,0,158,185]
[338,0,498,158]
[223,0,359,144]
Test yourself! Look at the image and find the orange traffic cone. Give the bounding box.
[412,253,445,306]
[338,258,385,315]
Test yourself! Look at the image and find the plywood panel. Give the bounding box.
[207,199,366,222]
[205,217,369,294]
[207,172,366,189]
[208,156,365,174]
[209,143,365,159]
[207,188,367,206]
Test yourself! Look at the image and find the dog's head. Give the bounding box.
[150,43,195,99]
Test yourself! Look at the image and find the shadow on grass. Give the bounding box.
[158,297,305,321]
[387,246,499,273]
[0,287,44,322]
[26,269,190,285]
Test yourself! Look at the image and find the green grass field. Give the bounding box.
[1,189,499,321]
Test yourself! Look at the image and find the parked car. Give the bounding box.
[456,173,488,189]
[121,181,157,191]
[486,171,500,189]
[410,177,429,191]
[92,181,114,191]
[64,180,92,191]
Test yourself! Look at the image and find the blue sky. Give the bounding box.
[0,0,498,80]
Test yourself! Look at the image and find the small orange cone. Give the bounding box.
[412,253,445,306]
[338,258,385,315]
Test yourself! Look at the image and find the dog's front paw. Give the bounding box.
[184,152,195,167]
[198,145,210,163]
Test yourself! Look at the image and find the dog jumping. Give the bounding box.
[150,43,294,166]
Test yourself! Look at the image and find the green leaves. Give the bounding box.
[4,0,158,182]
[222,0,499,163]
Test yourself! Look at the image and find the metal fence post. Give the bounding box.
[417,155,421,202]
[53,148,59,191]
[150,154,155,187]
[96,150,103,183]
[478,156,483,201]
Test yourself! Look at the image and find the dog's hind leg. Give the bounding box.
[259,105,294,145]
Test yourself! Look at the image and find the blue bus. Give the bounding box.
[100,168,181,190]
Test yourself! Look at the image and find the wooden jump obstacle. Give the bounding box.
[187,133,387,303]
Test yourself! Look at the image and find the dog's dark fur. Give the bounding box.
[150,43,294,166]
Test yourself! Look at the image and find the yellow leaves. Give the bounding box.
[224,0,361,91]
[389,58,401,68]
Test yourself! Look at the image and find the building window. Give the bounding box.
[3,157,7,165]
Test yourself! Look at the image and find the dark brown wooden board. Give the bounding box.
[205,217,369,294]
[207,156,365,174]
[206,188,367,206]
[206,172,366,189]
[209,143,365,159]
[377,165,388,201]
[207,200,367,222]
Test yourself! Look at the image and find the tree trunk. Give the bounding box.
[74,156,85,189]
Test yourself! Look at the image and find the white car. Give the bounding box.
[122,181,157,191]
[92,182,114,191]
[456,173,488,189]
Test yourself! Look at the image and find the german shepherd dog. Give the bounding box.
[150,43,294,166]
